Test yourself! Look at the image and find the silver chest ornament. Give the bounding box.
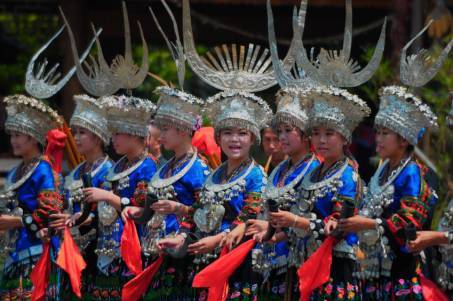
[437,200,453,291]
[0,161,39,255]
[195,161,255,234]
[287,161,349,267]
[142,152,198,256]
[355,158,410,280]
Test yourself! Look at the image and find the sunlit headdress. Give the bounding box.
[62,2,156,138]
[70,94,110,145]
[183,0,301,142]
[292,0,382,141]
[4,21,97,145]
[150,0,204,134]
[375,21,451,145]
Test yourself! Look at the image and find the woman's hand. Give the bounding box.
[151,200,184,215]
[121,206,143,222]
[337,216,376,233]
[37,228,50,242]
[83,188,114,204]
[324,218,338,236]
[48,213,70,231]
[220,223,246,250]
[269,210,298,228]
[0,215,23,231]
[188,234,223,255]
[66,212,93,227]
[407,231,449,253]
[157,234,186,251]
[245,219,269,236]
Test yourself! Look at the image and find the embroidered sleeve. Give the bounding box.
[234,192,263,225]
[130,181,148,207]
[30,190,63,229]
[384,166,430,246]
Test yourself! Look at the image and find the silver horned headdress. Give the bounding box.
[150,0,204,134]
[267,0,315,133]
[285,0,379,141]
[375,21,450,145]
[6,19,96,145]
[70,95,111,145]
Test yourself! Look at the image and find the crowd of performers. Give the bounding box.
[0,0,453,300]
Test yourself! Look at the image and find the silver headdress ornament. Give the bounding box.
[375,21,450,145]
[183,0,301,92]
[101,95,156,137]
[184,0,289,142]
[295,0,387,88]
[70,95,111,145]
[286,0,378,141]
[60,8,119,97]
[5,20,97,145]
[4,95,62,146]
[150,0,204,134]
[267,0,314,133]
[25,23,98,99]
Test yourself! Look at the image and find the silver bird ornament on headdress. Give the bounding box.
[150,0,204,134]
[60,8,119,97]
[400,19,453,88]
[25,22,99,99]
[295,0,387,88]
[375,21,452,145]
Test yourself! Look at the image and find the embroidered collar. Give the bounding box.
[203,160,255,193]
[150,151,198,189]
[106,155,147,182]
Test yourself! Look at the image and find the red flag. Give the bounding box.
[297,236,336,301]
[31,242,51,301]
[206,246,230,301]
[193,239,256,301]
[56,227,87,298]
[122,255,165,301]
[120,217,142,275]
[419,272,449,301]
[45,129,67,173]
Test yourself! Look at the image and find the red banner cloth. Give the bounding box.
[193,239,256,301]
[122,255,165,301]
[120,217,142,275]
[31,242,51,301]
[56,227,87,298]
[297,236,336,301]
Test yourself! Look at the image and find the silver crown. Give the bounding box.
[205,91,272,144]
[303,86,370,142]
[101,95,157,137]
[70,95,111,145]
[375,86,438,145]
[150,0,204,134]
[376,21,450,144]
[4,95,63,146]
[273,87,311,133]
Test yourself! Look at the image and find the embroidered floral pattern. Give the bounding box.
[130,181,148,207]
[33,190,63,228]
[234,192,262,224]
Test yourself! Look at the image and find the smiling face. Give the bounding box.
[311,126,346,161]
[375,126,409,159]
[219,127,254,160]
[276,123,308,157]
[9,131,39,157]
[72,125,103,157]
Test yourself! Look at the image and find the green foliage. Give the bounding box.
[0,13,59,95]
